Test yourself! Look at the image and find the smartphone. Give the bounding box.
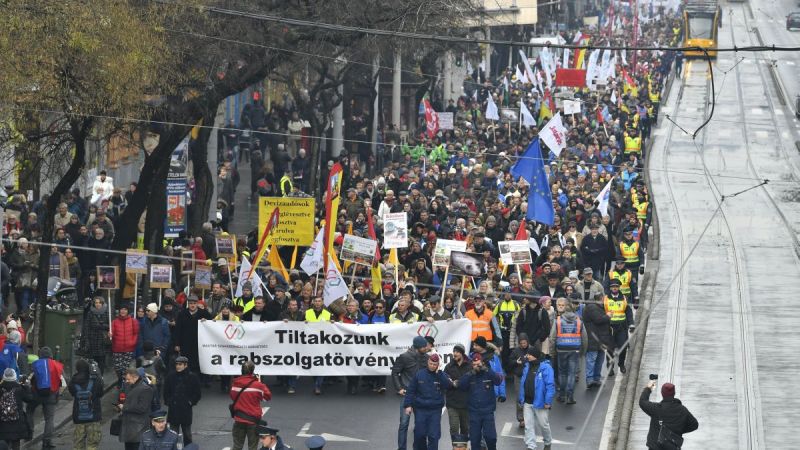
[649,373,658,380]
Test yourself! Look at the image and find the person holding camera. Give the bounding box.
[639,380,698,449]
[229,361,271,450]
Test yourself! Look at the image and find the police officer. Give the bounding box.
[605,258,638,305]
[456,353,504,450]
[305,435,326,449]
[619,227,644,284]
[492,290,519,372]
[139,410,180,450]
[257,424,291,450]
[604,279,634,375]
[403,354,454,450]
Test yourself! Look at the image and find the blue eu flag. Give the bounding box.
[510,138,555,225]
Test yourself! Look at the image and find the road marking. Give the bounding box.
[500,422,574,444]
[297,422,368,442]
[785,61,796,66]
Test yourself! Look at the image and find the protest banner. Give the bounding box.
[340,234,378,266]
[125,249,148,275]
[438,112,454,130]
[197,319,472,376]
[432,239,467,267]
[498,240,534,265]
[500,107,519,124]
[195,265,212,290]
[149,264,173,289]
[383,212,408,249]
[215,235,236,259]
[258,197,315,246]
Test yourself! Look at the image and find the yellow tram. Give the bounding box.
[683,0,721,57]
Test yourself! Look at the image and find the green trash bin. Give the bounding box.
[42,309,84,372]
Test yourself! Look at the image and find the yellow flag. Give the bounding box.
[266,244,289,282]
[389,248,400,285]
[370,264,382,295]
[290,246,298,270]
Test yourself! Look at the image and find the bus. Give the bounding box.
[684,0,721,57]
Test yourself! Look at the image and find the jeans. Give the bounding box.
[446,407,469,441]
[16,288,33,312]
[522,404,552,450]
[585,350,605,384]
[398,401,412,449]
[556,351,579,396]
[412,407,441,450]
[468,412,497,450]
[27,393,57,443]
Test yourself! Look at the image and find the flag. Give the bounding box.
[520,101,535,127]
[597,177,614,217]
[511,139,554,225]
[248,207,280,279]
[538,89,554,124]
[518,49,535,85]
[323,256,350,306]
[539,113,568,157]
[235,256,263,298]
[423,98,439,139]
[562,48,570,69]
[323,163,343,274]
[585,49,601,88]
[574,48,586,69]
[515,65,528,84]
[610,89,618,105]
[515,219,532,274]
[289,246,298,270]
[300,229,324,275]
[366,207,382,295]
[485,95,500,121]
[388,247,400,287]
[266,243,289,282]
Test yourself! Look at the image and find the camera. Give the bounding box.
[649,373,658,380]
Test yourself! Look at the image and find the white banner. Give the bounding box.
[499,240,534,265]
[197,320,473,376]
[432,239,467,267]
[383,212,408,249]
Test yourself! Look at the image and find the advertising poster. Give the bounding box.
[164,138,189,238]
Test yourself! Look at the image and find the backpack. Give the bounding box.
[0,346,19,377]
[75,379,94,422]
[0,388,18,422]
[32,359,53,396]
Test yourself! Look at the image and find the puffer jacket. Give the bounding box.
[111,315,139,353]
[640,387,699,449]
[517,359,555,408]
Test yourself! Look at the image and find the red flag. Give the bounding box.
[248,208,280,278]
[555,68,587,88]
[596,108,604,124]
[423,99,439,139]
[365,207,381,262]
[515,219,532,274]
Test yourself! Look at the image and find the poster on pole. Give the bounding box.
[125,249,148,275]
[563,100,582,115]
[181,251,195,274]
[498,240,534,265]
[164,138,188,238]
[438,112,454,130]
[382,213,408,249]
[340,234,378,266]
[258,197,316,246]
[97,266,119,290]
[149,264,173,289]
[197,319,472,376]
[215,235,236,259]
[500,107,519,124]
[432,239,467,267]
[448,251,487,277]
[195,265,212,290]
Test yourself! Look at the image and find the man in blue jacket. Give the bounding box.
[139,303,171,354]
[457,353,504,450]
[403,354,453,450]
[518,351,555,450]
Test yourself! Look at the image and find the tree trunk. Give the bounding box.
[187,109,215,235]
[33,119,90,352]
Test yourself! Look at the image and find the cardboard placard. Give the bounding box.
[498,240,534,265]
[432,239,468,267]
[448,251,487,277]
[383,213,408,249]
[125,249,148,274]
[215,235,236,258]
[258,197,316,246]
[340,234,378,266]
[149,264,173,289]
[181,251,195,274]
[195,265,212,290]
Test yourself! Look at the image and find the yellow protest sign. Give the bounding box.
[258,197,316,246]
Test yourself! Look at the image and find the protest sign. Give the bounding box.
[125,249,148,275]
[340,234,378,266]
[383,212,408,249]
[448,251,487,277]
[195,265,212,290]
[149,264,173,289]
[498,240,534,265]
[197,319,472,376]
[215,236,236,258]
[181,251,195,274]
[258,197,315,246]
[432,239,467,267]
[438,112,454,130]
[97,266,118,290]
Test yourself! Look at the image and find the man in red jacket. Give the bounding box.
[111,303,140,388]
[230,360,271,450]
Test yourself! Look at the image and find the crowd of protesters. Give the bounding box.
[0,2,686,449]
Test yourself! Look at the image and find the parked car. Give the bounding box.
[788,12,800,30]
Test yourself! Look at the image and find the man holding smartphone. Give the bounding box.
[639,378,698,449]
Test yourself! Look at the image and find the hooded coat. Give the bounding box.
[639,387,698,449]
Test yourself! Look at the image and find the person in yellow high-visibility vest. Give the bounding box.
[279,171,294,197]
[304,296,331,394]
[623,130,642,158]
[619,227,644,284]
[603,279,634,375]
[605,258,639,304]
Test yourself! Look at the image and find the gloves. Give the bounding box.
[498,396,506,403]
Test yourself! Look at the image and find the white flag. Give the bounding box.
[485,95,500,121]
[596,178,614,217]
[599,49,612,83]
[610,90,618,104]
[515,65,528,84]
[518,49,536,86]
[323,256,350,306]
[541,48,553,88]
[235,256,263,298]
[539,113,568,157]
[520,101,535,127]
[300,229,324,275]
[503,76,510,92]
[585,49,601,88]
[562,49,570,68]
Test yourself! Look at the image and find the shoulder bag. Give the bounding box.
[656,420,683,450]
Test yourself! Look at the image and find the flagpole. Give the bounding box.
[441,265,449,296]
[227,264,235,302]
[314,269,321,296]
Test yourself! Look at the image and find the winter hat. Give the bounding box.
[517,333,530,344]
[538,296,552,306]
[453,344,466,355]
[146,303,159,313]
[7,331,20,345]
[6,320,17,330]
[412,336,428,349]
[38,346,52,359]
[428,353,440,363]
[661,383,676,399]
[473,336,488,349]
[2,368,16,382]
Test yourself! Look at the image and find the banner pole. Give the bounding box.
[133,274,138,317]
[350,264,358,290]
[314,269,321,296]
[441,266,449,296]
[158,288,162,309]
[107,289,112,325]
[227,263,235,302]
[516,266,523,284]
